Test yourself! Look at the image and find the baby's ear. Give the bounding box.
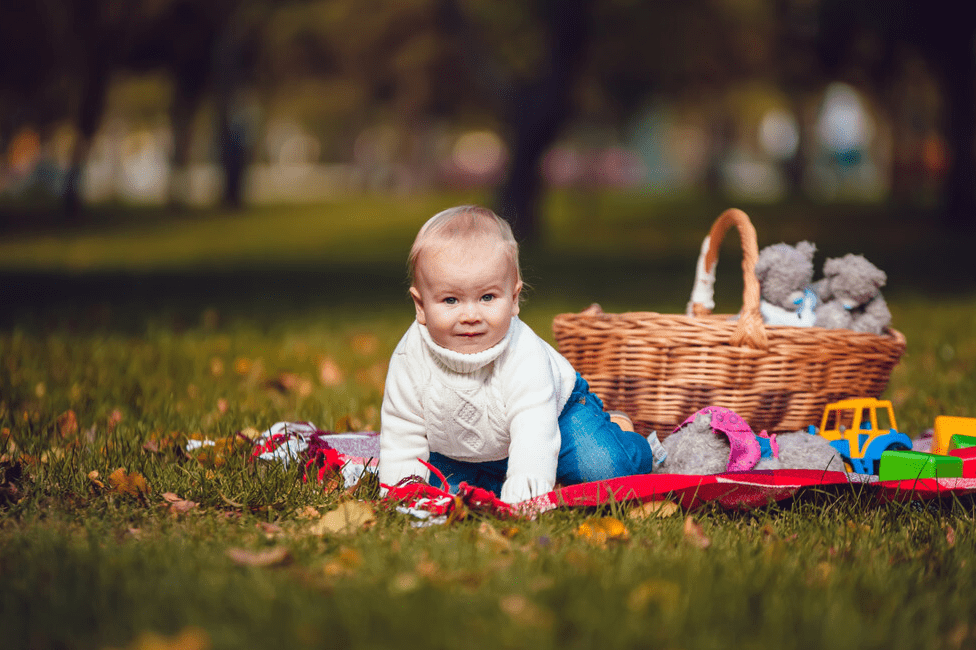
[409,286,427,325]
[511,281,523,316]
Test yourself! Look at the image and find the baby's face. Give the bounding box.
[410,240,521,354]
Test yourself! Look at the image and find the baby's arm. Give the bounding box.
[499,344,562,503]
[378,351,430,489]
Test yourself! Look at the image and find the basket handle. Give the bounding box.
[689,208,769,350]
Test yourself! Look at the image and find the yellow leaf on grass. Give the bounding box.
[188,432,251,468]
[108,467,150,497]
[629,500,679,520]
[323,546,363,577]
[475,522,512,553]
[576,517,630,547]
[309,501,375,536]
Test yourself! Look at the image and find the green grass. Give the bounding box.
[2,192,976,650]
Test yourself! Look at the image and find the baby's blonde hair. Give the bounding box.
[408,205,522,287]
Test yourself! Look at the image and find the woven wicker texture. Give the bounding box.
[552,208,906,437]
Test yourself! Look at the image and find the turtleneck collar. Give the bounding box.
[418,317,515,374]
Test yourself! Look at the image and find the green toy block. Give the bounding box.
[948,434,976,452]
[879,449,963,482]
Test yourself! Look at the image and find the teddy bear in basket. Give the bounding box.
[658,406,846,475]
[812,253,892,335]
[754,242,892,335]
[754,240,818,327]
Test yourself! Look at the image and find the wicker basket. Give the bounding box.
[552,208,906,437]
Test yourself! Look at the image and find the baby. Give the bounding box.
[379,205,662,504]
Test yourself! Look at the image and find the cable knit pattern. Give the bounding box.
[379,316,578,503]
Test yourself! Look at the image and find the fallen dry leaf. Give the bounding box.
[475,522,513,553]
[295,505,321,519]
[238,427,262,441]
[162,492,198,516]
[108,467,150,497]
[309,501,375,536]
[142,430,188,455]
[187,432,252,468]
[226,546,292,567]
[575,517,630,547]
[87,470,104,489]
[628,500,679,520]
[323,546,364,577]
[256,521,283,538]
[56,410,78,438]
[106,409,123,433]
[683,515,710,549]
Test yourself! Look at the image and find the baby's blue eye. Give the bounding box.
[444,297,458,305]
[481,294,495,302]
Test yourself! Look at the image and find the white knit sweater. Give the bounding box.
[379,316,578,503]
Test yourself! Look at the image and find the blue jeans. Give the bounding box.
[427,374,656,495]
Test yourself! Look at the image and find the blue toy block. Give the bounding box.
[878,449,963,482]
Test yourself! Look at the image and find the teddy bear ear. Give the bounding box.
[870,265,887,288]
[823,257,841,277]
[796,241,817,260]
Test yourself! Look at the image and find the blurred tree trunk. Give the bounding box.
[62,2,136,218]
[168,84,201,209]
[439,0,593,244]
[817,0,976,233]
[164,4,221,209]
[213,16,251,210]
[495,0,593,244]
[63,65,110,218]
[928,33,976,233]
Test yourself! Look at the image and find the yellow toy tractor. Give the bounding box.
[809,398,913,474]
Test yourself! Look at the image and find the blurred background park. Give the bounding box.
[2,0,976,315]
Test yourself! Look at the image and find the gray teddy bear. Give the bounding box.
[754,241,818,327]
[659,410,847,475]
[812,253,892,335]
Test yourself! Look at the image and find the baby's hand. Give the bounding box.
[499,474,552,504]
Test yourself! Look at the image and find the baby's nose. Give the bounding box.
[460,303,481,321]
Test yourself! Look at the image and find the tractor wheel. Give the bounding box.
[873,441,911,475]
